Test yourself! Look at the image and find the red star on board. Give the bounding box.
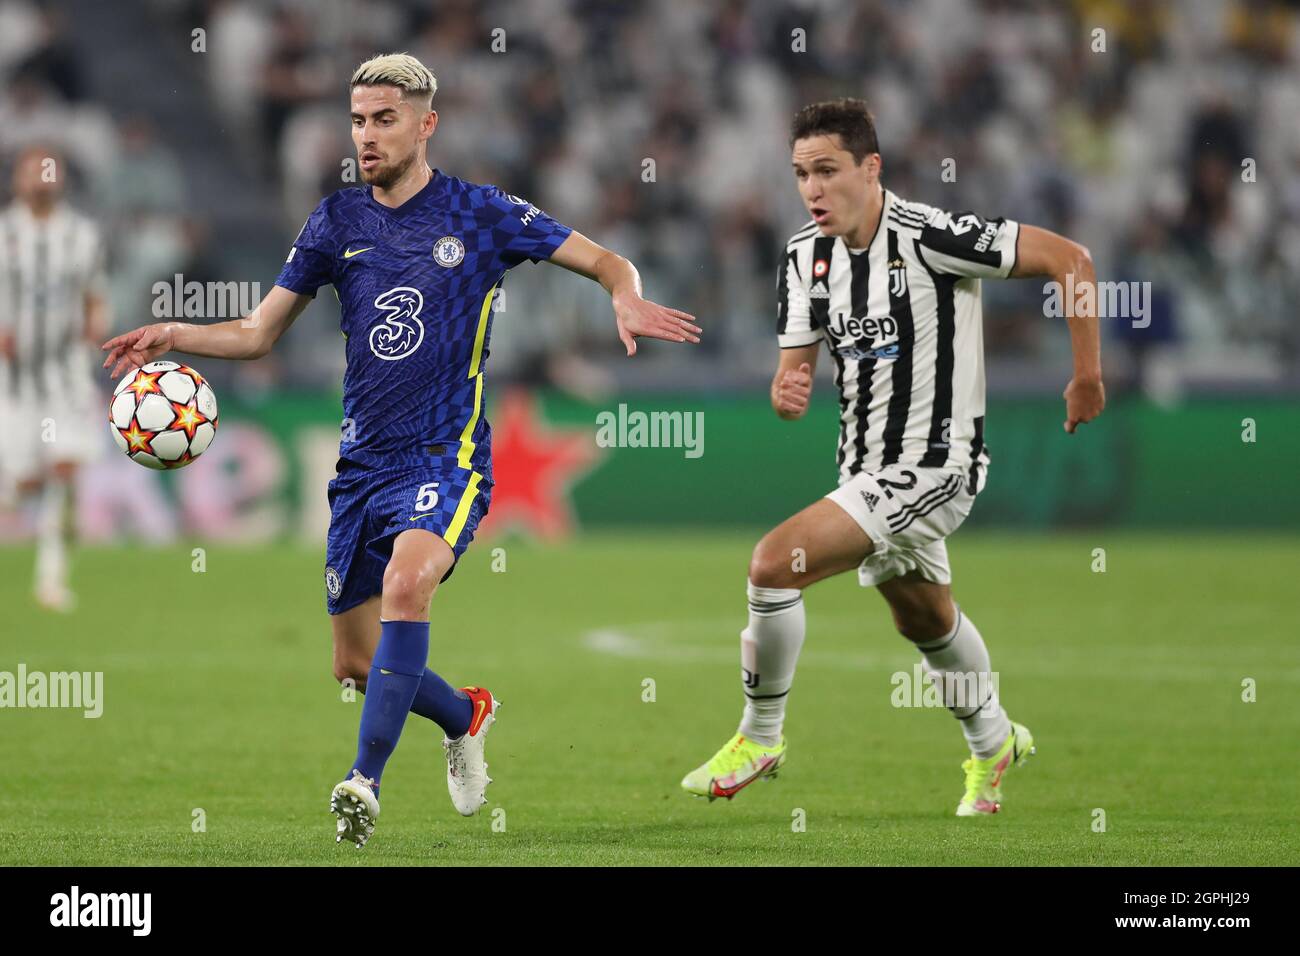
[477,389,602,539]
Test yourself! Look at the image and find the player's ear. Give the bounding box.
[422,110,438,141]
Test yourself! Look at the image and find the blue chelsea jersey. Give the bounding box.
[274,169,572,472]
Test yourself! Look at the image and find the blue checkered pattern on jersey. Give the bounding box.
[275,169,571,473]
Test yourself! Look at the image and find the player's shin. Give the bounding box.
[409,668,473,738]
[35,477,71,598]
[914,608,1010,757]
[737,580,806,746]
[348,619,430,791]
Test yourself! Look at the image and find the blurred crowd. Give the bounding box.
[3,0,1299,399]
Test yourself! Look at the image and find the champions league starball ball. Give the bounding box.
[108,361,219,470]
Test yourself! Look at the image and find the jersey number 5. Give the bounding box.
[415,482,440,511]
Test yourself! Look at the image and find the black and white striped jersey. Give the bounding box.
[0,201,106,403]
[775,187,1019,492]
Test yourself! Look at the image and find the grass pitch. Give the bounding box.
[1,531,1297,866]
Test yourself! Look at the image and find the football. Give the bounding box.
[108,361,219,470]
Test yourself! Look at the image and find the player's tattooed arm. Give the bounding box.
[772,344,818,420]
[547,230,701,357]
[1011,224,1105,434]
[101,285,313,377]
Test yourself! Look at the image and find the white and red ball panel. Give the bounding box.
[134,392,176,431]
[158,369,197,404]
[150,428,191,462]
[109,392,136,429]
[196,382,218,421]
[190,421,216,456]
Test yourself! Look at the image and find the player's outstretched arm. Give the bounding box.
[547,231,701,357]
[771,344,818,421]
[101,285,313,378]
[1011,224,1105,433]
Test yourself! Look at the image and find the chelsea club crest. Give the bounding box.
[433,236,465,268]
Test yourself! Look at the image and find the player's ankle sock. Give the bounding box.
[737,580,805,747]
[914,607,1010,758]
[35,479,69,592]
[409,669,473,738]
[348,619,429,787]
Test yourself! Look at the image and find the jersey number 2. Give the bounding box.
[876,470,917,499]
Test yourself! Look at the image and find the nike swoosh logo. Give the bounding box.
[343,246,374,259]
[468,697,488,736]
[709,755,778,798]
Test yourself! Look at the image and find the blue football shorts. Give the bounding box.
[323,458,492,615]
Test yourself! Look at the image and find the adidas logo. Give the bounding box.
[860,491,880,512]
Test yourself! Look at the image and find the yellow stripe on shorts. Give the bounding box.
[443,471,484,549]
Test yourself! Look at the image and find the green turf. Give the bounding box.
[1,532,1297,866]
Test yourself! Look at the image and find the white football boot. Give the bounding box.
[443,686,498,816]
[330,769,380,848]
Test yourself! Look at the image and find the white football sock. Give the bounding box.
[915,607,1010,759]
[35,479,69,593]
[737,580,805,747]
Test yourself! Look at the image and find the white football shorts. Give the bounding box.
[0,388,102,483]
[826,464,977,587]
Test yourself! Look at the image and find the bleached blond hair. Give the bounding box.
[350,53,437,109]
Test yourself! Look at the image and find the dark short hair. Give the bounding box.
[789,98,880,164]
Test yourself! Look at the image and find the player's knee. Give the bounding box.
[891,603,954,643]
[381,562,438,610]
[332,657,369,686]
[748,536,798,591]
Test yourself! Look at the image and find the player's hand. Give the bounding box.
[1063,376,1105,433]
[102,323,177,379]
[774,362,813,419]
[612,292,700,357]
[0,330,13,360]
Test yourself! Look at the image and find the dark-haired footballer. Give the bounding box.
[682,99,1104,816]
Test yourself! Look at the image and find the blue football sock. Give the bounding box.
[410,669,473,738]
[348,619,429,789]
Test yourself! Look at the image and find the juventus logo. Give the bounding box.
[889,258,908,297]
[742,668,760,689]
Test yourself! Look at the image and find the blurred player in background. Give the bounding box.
[0,145,109,612]
[102,53,700,847]
[682,99,1104,816]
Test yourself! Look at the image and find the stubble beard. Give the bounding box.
[363,148,419,190]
